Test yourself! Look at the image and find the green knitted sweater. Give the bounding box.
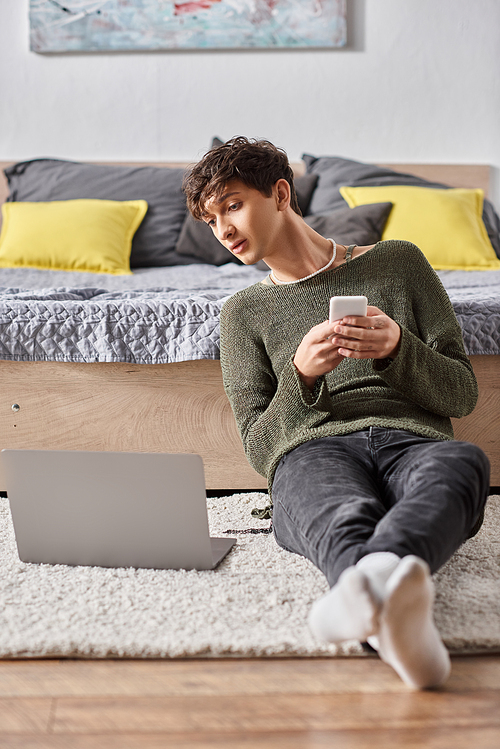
[220,240,478,489]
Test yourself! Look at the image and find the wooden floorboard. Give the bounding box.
[51,690,500,732]
[0,656,499,747]
[0,728,499,749]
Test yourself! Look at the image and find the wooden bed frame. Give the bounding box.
[0,161,498,490]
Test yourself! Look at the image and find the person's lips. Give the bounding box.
[229,239,247,254]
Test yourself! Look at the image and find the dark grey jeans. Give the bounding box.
[272,429,490,587]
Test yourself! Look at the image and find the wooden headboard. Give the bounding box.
[0,161,492,208]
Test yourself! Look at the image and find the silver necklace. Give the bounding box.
[269,238,337,285]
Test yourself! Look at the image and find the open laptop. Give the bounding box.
[1,449,235,570]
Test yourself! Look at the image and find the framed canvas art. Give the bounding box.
[29,0,347,53]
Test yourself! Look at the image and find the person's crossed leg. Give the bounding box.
[272,430,490,689]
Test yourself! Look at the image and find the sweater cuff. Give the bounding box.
[372,326,410,377]
[290,359,329,408]
[372,325,424,386]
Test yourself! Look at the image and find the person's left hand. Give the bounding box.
[329,305,401,360]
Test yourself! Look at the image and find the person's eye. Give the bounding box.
[228,202,240,212]
[206,218,216,227]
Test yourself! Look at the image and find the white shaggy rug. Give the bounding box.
[0,493,499,659]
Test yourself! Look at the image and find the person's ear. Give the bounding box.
[275,179,291,212]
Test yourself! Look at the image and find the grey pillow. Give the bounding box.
[305,202,393,246]
[302,154,500,259]
[175,216,240,266]
[295,173,319,216]
[4,159,189,268]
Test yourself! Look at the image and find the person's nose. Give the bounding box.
[217,218,234,242]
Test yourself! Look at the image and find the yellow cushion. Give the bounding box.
[339,185,500,270]
[0,199,148,275]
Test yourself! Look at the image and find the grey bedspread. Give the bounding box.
[438,269,500,356]
[0,264,498,364]
[0,264,268,364]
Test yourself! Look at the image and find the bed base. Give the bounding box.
[0,359,265,491]
[0,356,498,491]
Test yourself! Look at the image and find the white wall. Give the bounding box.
[1,0,499,209]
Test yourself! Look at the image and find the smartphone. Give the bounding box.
[329,295,368,323]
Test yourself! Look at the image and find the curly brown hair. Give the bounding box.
[183,136,301,220]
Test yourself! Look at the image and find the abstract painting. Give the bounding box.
[29,0,347,52]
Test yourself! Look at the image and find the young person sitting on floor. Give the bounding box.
[183,137,490,689]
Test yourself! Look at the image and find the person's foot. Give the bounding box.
[356,552,400,602]
[368,555,451,689]
[308,566,380,643]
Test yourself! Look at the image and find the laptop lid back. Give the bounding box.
[2,450,216,570]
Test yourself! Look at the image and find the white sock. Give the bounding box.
[356,552,401,602]
[308,566,380,643]
[370,555,451,689]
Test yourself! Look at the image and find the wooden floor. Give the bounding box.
[0,655,499,747]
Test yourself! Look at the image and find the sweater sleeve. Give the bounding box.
[373,247,478,418]
[220,297,332,478]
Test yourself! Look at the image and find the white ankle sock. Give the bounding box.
[371,555,451,689]
[308,566,380,644]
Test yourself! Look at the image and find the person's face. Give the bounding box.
[202,179,286,265]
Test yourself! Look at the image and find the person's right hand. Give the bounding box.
[293,320,345,390]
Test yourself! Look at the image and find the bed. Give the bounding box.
[0,156,499,490]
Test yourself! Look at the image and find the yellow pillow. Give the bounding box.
[0,199,148,275]
[339,185,500,271]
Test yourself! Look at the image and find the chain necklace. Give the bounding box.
[269,238,337,285]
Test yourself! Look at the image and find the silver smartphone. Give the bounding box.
[329,295,368,323]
